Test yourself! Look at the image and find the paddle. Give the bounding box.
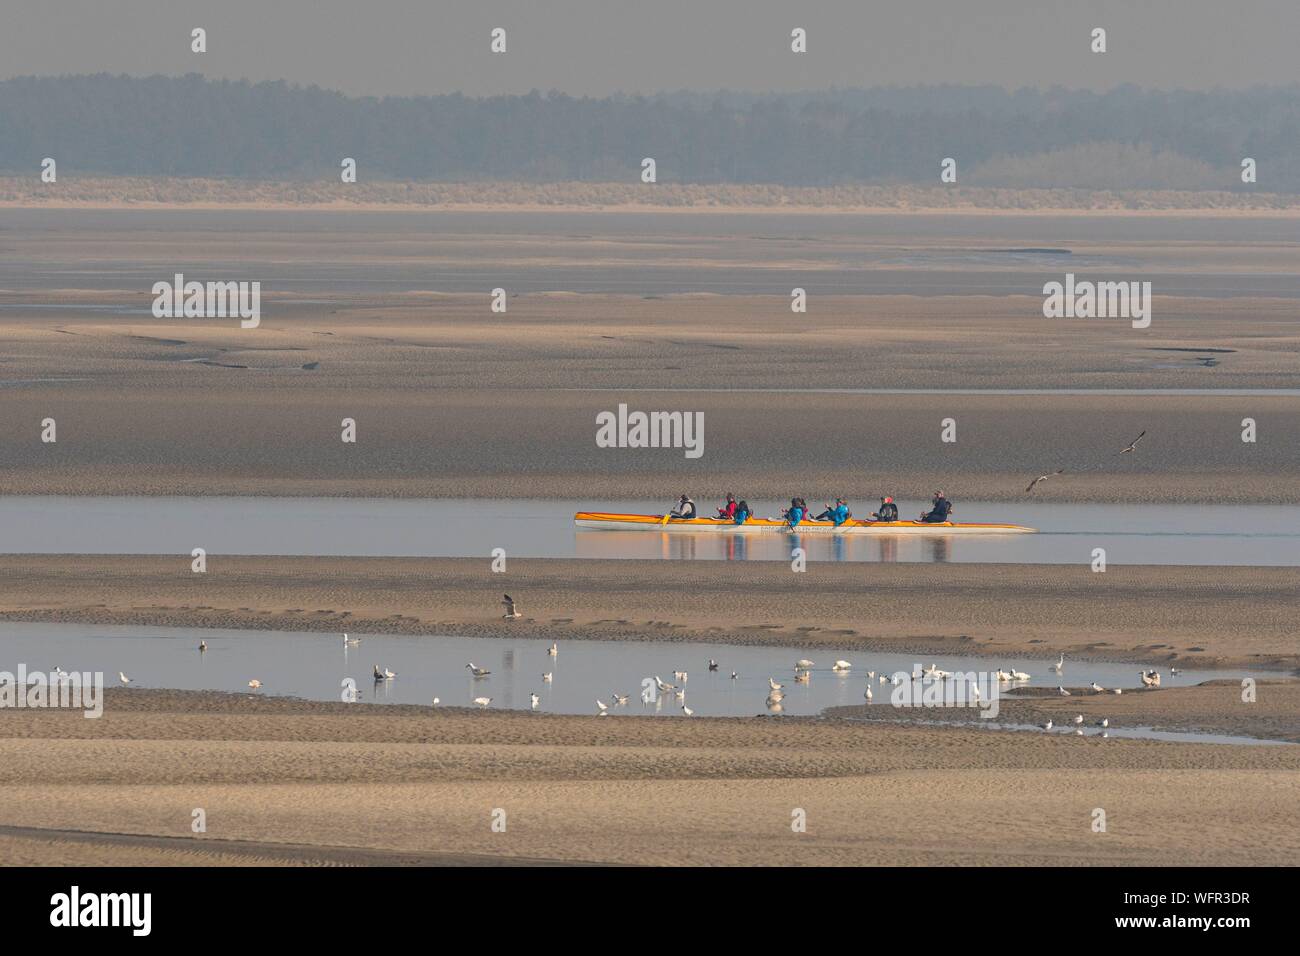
[660,511,673,525]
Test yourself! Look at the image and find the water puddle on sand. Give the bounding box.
[0,622,1280,745]
[0,497,1297,566]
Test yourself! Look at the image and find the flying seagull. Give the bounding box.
[1025,469,1065,494]
[501,595,522,620]
[1119,431,1147,455]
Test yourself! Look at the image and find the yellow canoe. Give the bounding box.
[574,512,1035,535]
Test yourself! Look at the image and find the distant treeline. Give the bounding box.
[2,74,1298,191]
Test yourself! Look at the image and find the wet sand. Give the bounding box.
[1,293,1298,502]
[0,688,1295,866]
[1,556,1295,671]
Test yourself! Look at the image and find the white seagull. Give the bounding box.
[795,659,815,670]
[199,640,207,652]
[1043,720,1053,731]
[864,685,873,701]
[1058,686,1071,697]
[542,671,553,683]
[1098,718,1109,728]
[674,670,688,683]
[1119,430,1147,455]
[1025,469,1065,494]
[473,696,492,708]
[501,594,522,620]
[466,662,491,678]
[596,699,608,715]
[343,633,360,646]
[530,693,540,710]
[1090,682,1105,693]
[611,693,629,706]
[794,671,811,684]
[655,675,676,694]
[730,671,739,680]
[1073,714,1084,725]
[547,642,558,657]
[247,679,262,690]
[1049,654,1065,673]
[832,660,852,672]
[118,671,132,685]
[708,659,719,672]
[768,677,784,691]
[1008,668,1031,682]
[681,704,694,717]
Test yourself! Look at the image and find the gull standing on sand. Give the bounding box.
[1043,720,1053,731]
[501,595,522,620]
[118,672,132,685]
[681,704,694,717]
[466,662,491,678]
[1073,715,1084,725]
[1058,686,1071,697]
[1090,682,1105,693]
[247,679,262,690]
[1098,718,1109,728]
[473,696,492,708]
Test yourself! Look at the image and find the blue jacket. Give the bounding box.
[787,506,805,527]
[831,503,850,526]
[734,508,750,525]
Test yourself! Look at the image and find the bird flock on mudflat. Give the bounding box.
[94,590,1174,734]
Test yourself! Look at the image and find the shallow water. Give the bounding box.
[0,622,1271,745]
[1,496,1297,566]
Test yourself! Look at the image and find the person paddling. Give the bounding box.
[871,496,899,522]
[814,497,851,526]
[920,491,953,523]
[716,493,738,519]
[784,497,806,527]
[670,494,697,518]
[733,500,751,524]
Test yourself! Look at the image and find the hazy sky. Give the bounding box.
[6,0,1300,97]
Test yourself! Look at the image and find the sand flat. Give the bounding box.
[0,556,1296,670]
[0,692,1295,866]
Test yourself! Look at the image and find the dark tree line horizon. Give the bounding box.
[2,73,1297,191]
